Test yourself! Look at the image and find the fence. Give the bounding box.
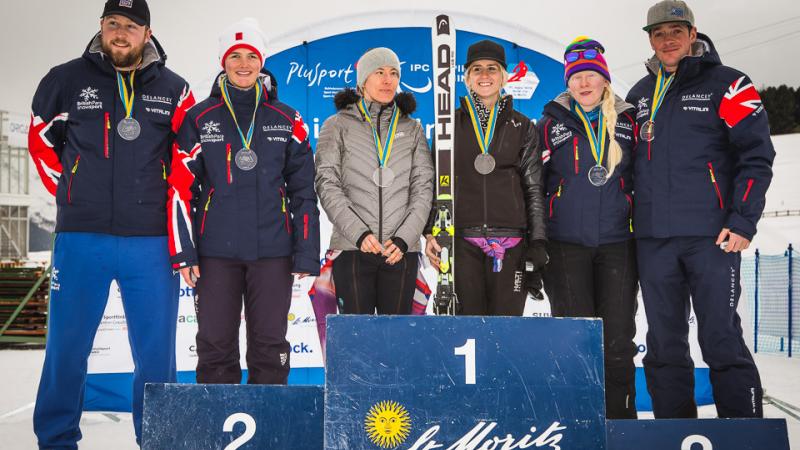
[741,244,798,357]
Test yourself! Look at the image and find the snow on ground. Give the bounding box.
[0,348,798,449]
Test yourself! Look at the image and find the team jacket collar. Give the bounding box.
[544,91,633,130]
[208,70,277,100]
[83,32,165,83]
[332,88,417,120]
[458,93,514,123]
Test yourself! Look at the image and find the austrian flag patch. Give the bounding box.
[292,111,309,144]
[719,76,763,128]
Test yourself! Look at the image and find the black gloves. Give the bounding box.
[525,240,548,301]
[525,270,545,301]
[526,240,549,270]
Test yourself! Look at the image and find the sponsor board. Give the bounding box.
[87,277,323,376]
[264,28,565,149]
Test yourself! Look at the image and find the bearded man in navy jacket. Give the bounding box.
[626,0,775,419]
[27,1,195,447]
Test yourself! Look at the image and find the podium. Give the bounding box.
[325,315,607,448]
[142,315,790,449]
[141,384,323,449]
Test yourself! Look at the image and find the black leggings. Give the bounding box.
[542,239,639,419]
[332,251,419,315]
[454,238,527,316]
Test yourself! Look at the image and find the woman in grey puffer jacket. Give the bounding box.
[315,47,434,314]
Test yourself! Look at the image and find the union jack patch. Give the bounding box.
[719,76,762,128]
[291,111,309,144]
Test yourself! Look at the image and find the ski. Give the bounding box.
[431,14,458,315]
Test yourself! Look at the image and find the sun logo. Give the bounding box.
[364,400,411,448]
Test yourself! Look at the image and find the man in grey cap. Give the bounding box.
[626,0,774,418]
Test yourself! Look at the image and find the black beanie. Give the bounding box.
[465,40,507,68]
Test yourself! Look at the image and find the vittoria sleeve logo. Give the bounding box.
[719,76,763,128]
[364,400,412,448]
[292,111,310,144]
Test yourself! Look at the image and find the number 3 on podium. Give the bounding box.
[454,338,476,384]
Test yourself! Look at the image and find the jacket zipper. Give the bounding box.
[67,155,81,204]
[226,144,232,184]
[482,124,507,234]
[573,136,579,174]
[376,105,385,241]
[707,162,724,209]
[280,187,291,234]
[742,179,754,202]
[620,178,633,232]
[304,214,309,240]
[549,178,564,218]
[200,188,214,235]
[160,160,167,180]
[104,113,110,159]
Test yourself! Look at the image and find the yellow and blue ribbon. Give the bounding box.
[464,95,499,155]
[357,98,400,168]
[649,66,675,123]
[571,101,607,167]
[116,71,136,119]
[219,75,262,150]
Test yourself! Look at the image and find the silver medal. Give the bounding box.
[117,117,141,141]
[588,165,609,187]
[640,120,655,142]
[474,153,496,175]
[372,166,395,188]
[235,148,258,171]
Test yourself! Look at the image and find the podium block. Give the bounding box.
[606,418,790,450]
[142,383,323,449]
[325,315,606,449]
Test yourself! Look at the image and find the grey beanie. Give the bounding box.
[356,47,401,87]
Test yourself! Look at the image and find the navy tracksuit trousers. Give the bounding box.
[34,232,179,449]
[637,237,762,418]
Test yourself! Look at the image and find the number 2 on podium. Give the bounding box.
[454,338,476,384]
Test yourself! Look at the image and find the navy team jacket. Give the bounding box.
[625,33,775,241]
[29,34,194,236]
[168,72,320,275]
[538,93,636,247]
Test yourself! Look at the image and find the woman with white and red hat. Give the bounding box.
[538,36,638,418]
[167,18,320,384]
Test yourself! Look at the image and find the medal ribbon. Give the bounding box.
[357,98,399,168]
[219,75,262,151]
[648,66,675,123]
[116,71,136,119]
[572,101,607,167]
[464,95,499,155]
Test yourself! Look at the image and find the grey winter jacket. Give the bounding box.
[315,89,434,253]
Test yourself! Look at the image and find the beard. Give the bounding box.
[101,37,146,69]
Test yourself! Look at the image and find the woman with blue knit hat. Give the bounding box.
[424,39,547,316]
[538,36,638,418]
[167,18,320,385]
[315,47,434,315]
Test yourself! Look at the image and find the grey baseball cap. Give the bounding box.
[643,0,695,31]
